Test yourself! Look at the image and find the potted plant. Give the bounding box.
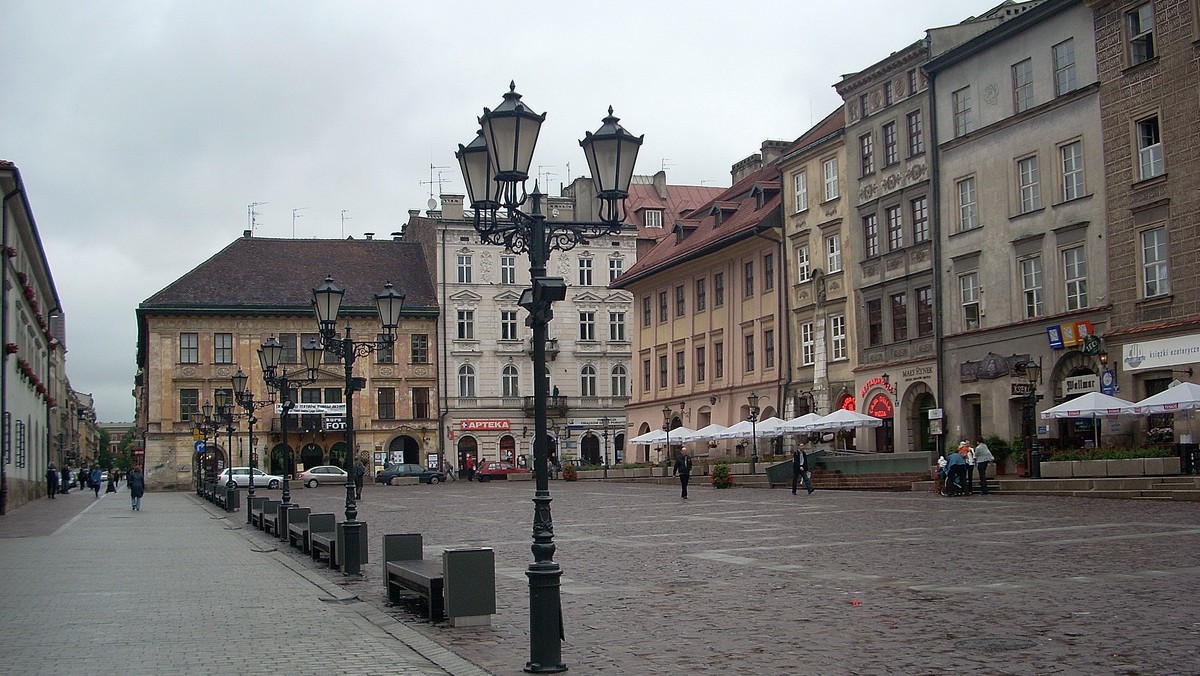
[561,464,578,481]
[710,462,734,489]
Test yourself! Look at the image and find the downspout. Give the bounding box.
[45,315,59,467]
[925,56,946,466]
[751,221,786,429]
[1,186,20,515]
[436,222,448,468]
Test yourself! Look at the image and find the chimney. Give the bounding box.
[730,153,763,184]
[364,232,374,240]
[391,231,404,241]
[441,194,464,220]
[243,229,252,238]
[760,139,790,165]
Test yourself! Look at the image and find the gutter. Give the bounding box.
[1,186,18,514]
[924,46,947,466]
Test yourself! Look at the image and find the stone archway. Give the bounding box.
[299,443,323,470]
[269,443,295,476]
[388,435,420,465]
[899,382,937,454]
[580,433,600,465]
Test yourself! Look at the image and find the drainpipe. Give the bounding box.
[751,222,786,435]
[925,55,947,467]
[1,186,20,514]
[437,221,448,469]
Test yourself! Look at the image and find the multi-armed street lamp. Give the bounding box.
[258,336,323,512]
[192,401,221,494]
[213,390,242,489]
[312,276,406,576]
[231,367,275,525]
[748,392,761,475]
[1024,358,1043,479]
[456,82,642,673]
[662,404,674,467]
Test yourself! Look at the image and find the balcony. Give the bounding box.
[524,395,569,415]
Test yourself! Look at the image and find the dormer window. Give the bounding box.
[643,209,663,228]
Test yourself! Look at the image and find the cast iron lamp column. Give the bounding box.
[258,336,323,510]
[313,277,405,576]
[457,82,642,674]
[1025,359,1042,479]
[662,405,673,467]
[214,390,239,488]
[232,368,273,525]
[748,392,760,475]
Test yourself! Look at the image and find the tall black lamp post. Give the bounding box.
[313,276,405,576]
[232,368,273,524]
[456,82,642,673]
[258,336,323,510]
[748,392,761,475]
[662,404,673,468]
[1025,359,1043,479]
[214,390,240,488]
[192,401,220,494]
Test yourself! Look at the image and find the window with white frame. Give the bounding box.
[1063,247,1088,310]
[458,364,477,397]
[501,310,519,340]
[801,322,815,366]
[609,312,625,341]
[502,364,520,397]
[960,273,981,330]
[826,234,842,273]
[456,309,474,339]
[859,132,874,176]
[957,177,978,231]
[611,365,628,397]
[581,365,597,397]
[886,205,904,251]
[1127,4,1155,65]
[1061,141,1084,201]
[578,258,593,286]
[1137,115,1163,180]
[1053,39,1077,96]
[796,245,810,282]
[180,332,199,364]
[214,332,233,364]
[1141,227,1169,297]
[911,196,929,243]
[608,257,623,282]
[764,253,774,292]
[1021,257,1044,319]
[830,314,847,360]
[907,110,924,156]
[1018,156,1041,213]
[882,121,898,166]
[676,284,687,315]
[793,170,808,212]
[823,158,839,201]
[1012,58,1034,113]
[953,87,973,136]
[743,261,754,298]
[644,209,663,228]
[457,254,473,283]
[863,214,879,257]
[501,255,516,284]
[579,311,596,341]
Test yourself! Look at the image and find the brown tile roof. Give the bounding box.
[625,181,725,237]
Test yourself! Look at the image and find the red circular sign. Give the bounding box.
[867,393,894,419]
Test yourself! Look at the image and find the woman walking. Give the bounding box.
[128,466,145,511]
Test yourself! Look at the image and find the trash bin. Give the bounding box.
[1179,443,1199,475]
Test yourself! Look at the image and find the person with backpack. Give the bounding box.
[89,465,102,498]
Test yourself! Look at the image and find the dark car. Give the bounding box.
[475,461,532,482]
[375,463,445,485]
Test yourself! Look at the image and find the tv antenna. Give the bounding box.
[538,165,556,191]
[340,209,351,238]
[248,202,268,235]
[661,158,673,173]
[421,162,450,211]
[291,207,308,238]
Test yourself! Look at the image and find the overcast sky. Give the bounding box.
[3,0,984,423]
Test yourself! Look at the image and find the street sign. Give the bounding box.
[194,440,206,455]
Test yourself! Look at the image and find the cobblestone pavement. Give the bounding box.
[290,479,1200,675]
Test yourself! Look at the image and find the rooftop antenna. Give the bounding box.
[340,210,351,238]
[565,162,571,184]
[291,207,309,239]
[661,158,673,173]
[248,201,268,235]
[538,165,556,191]
[421,162,450,211]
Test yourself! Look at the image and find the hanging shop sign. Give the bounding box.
[277,402,347,415]
[1061,374,1099,397]
[1122,334,1200,371]
[1047,320,1095,350]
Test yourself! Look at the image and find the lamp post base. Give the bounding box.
[525,561,566,673]
[340,520,364,576]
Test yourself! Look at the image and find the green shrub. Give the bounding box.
[1048,448,1174,461]
[710,463,734,488]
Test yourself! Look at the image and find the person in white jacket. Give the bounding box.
[973,438,995,495]
[959,441,977,494]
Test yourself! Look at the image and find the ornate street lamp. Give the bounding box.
[1025,359,1043,479]
[313,277,405,576]
[258,336,323,511]
[457,82,641,674]
[231,367,273,524]
[747,392,761,475]
[662,404,673,468]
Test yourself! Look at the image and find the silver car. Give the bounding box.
[216,467,283,489]
[296,465,348,488]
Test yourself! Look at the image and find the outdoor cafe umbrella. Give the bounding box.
[777,412,824,434]
[674,423,729,443]
[629,427,696,445]
[1039,391,1138,448]
[806,408,885,432]
[1133,381,1200,444]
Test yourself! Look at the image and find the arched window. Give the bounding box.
[580,365,597,397]
[610,364,628,397]
[501,364,520,397]
[458,364,476,397]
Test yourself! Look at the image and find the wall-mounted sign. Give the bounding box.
[1011,382,1034,397]
[1062,374,1099,397]
[858,376,896,400]
[461,419,512,431]
[277,402,347,415]
[1047,321,1095,350]
[324,416,347,431]
[866,393,894,419]
[1122,333,1200,371]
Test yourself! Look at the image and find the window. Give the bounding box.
[410,334,429,364]
[412,388,430,419]
[891,293,908,341]
[886,205,904,251]
[1127,4,1155,65]
[764,328,775,368]
[457,364,476,397]
[696,346,706,382]
[457,254,473,283]
[501,310,519,340]
[863,214,879,258]
[744,261,755,298]
[796,246,810,282]
[375,333,394,363]
[642,359,651,393]
[1064,247,1089,310]
[907,110,924,156]
[279,333,297,363]
[609,258,623,282]
[859,132,874,176]
[609,312,626,341]
[611,365,628,397]
[695,278,706,311]
[212,333,233,364]
[501,255,516,284]
[908,68,920,95]
[859,93,870,118]
[1021,257,1044,319]
[826,235,842,273]
[675,352,686,385]
[658,291,668,322]
[180,333,199,364]
[582,365,598,397]
[960,273,981,330]
[377,388,396,420]
[675,285,686,316]
[867,299,883,346]
[644,209,663,228]
[578,258,593,286]
[714,273,725,307]
[1137,116,1164,180]
[179,388,199,422]
[882,121,898,166]
[502,364,520,397]
[953,87,973,137]
[884,81,894,106]
[579,311,596,341]
[642,296,651,327]
[957,177,978,231]
[456,310,474,339]
[764,254,774,291]
[744,334,755,372]
[801,322,815,366]
[916,287,934,337]
[1018,156,1041,213]
[823,158,839,200]
[1053,39,1077,96]
[793,170,808,212]
[714,342,724,379]
[1061,141,1084,201]
[658,355,668,388]
[1141,227,1169,297]
[911,196,929,243]
[830,315,847,360]
[1012,59,1034,113]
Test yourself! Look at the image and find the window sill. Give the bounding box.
[1122,55,1159,75]
[820,196,841,205]
[1009,206,1046,221]
[1137,293,1173,308]
[1052,193,1094,207]
[1132,173,1168,190]
[948,225,983,238]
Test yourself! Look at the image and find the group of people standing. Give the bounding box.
[44,463,145,509]
[939,439,995,496]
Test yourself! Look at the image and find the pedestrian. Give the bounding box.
[354,459,366,500]
[89,465,102,498]
[60,464,71,494]
[105,469,117,494]
[942,449,967,496]
[673,448,693,499]
[465,455,475,482]
[46,462,59,499]
[960,441,976,495]
[792,447,814,495]
[112,468,120,489]
[973,438,995,495]
[128,465,145,511]
[78,468,86,490]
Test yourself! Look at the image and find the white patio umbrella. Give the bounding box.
[1132,381,1200,414]
[807,408,885,432]
[712,420,756,440]
[674,423,729,443]
[1039,391,1138,448]
[755,417,789,438]
[777,413,823,434]
[629,427,696,445]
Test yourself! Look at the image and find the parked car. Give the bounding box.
[296,465,348,488]
[216,467,283,489]
[475,461,532,482]
[375,463,445,485]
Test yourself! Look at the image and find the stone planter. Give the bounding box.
[1043,457,1180,477]
[1073,460,1109,477]
[1040,461,1073,478]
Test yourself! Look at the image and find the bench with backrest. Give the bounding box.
[292,512,332,554]
[310,515,339,565]
[279,506,308,543]
[384,533,444,621]
[383,535,496,625]
[251,499,279,531]
[329,521,369,571]
[247,496,267,527]
[263,501,295,537]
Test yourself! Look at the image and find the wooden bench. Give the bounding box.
[310,515,338,565]
[384,533,444,621]
[214,484,239,512]
[293,513,333,554]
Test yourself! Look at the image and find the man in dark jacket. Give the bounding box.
[128,466,146,510]
[46,463,59,499]
[792,448,814,495]
[673,450,693,499]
